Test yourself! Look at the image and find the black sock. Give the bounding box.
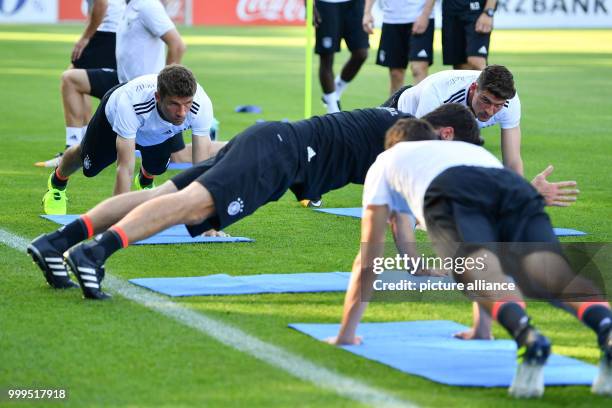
[47,217,89,251]
[51,169,68,190]
[139,170,154,187]
[497,302,532,347]
[582,305,612,347]
[89,229,125,262]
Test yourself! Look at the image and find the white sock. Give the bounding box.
[334,75,349,98]
[65,127,82,147]
[323,92,340,114]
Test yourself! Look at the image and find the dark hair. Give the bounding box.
[157,64,197,99]
[422,103,484,146]
[385,118,437,149]
[477,65,516,100]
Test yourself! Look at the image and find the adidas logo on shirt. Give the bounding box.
[417,49,428,58]
[478,46,488,55]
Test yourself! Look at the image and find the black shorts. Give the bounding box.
[80,84,180,177]
[170,122,301,235]
[315,0,369,54]
[86,68,120,99]
[423,166,559,258]
[376,20,434,68]
[441,12,490,65]
[380,85,411,108]
[72,31,117,70]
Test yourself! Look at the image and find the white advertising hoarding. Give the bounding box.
[0,0,58,23]
[494,0,612,28]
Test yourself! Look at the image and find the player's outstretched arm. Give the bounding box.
[114,136,136,196]
[500,126,524,176]
[328,205,389,345]
[531,165,579,207]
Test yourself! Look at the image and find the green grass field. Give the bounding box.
[1,24,611,407]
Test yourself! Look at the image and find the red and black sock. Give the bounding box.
[139,169,154,188]
[51,168,68,190]
[48,215,93,252]
[91,226,129,262]
[493,301,531,347]
[578,302,612,347]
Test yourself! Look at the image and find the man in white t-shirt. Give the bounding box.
[328,118,612,398]
[395,65,524,174]
[115,0,184,84]
[389,64,579,339]
[41,65,220,215]
[363,0,435,93]
[38,0,187,170]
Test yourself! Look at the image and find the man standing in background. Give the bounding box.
[36,0,125,167]
[363,0,435,94]
[315,0,369,113]
[37,0,187,174]
[442,0,496,70]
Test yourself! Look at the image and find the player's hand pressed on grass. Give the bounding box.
[475,14,493,34]
[531,165,579,207]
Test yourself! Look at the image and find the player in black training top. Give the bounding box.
[27,104,481,299]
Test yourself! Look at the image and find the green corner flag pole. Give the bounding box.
[304,0,314,118]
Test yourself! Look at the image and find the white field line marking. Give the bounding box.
[1,228,417,408]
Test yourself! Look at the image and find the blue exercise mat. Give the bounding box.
[289,320,597,387]
[128,272,450,297]
[134,151,192,170]
[129,271,351,296]
[167,162,192,170]
[315,208,587,237]
[40,215,252,245]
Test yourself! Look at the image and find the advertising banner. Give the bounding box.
[0,0,58,23]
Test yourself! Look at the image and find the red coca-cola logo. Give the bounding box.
[236,0,305,22]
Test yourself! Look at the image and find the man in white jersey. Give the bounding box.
[363,0,435,93]
[42,65,220,215]
[395,65,524,174]
[329,118,612,398]
[37,0,187,171]
[389,64,579,339]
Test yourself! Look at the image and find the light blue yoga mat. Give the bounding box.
[40,215,252,245]
[129,272,351,296]
[128,272,450,297]
[314,208,588,237]
[290,320,597,387]
[167,162,192,170]
[134,150,192,170]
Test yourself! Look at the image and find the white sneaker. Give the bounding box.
[34,152,63,168]
[592,329,612,395]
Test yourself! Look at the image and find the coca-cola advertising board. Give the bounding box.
[194,0,305,26]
